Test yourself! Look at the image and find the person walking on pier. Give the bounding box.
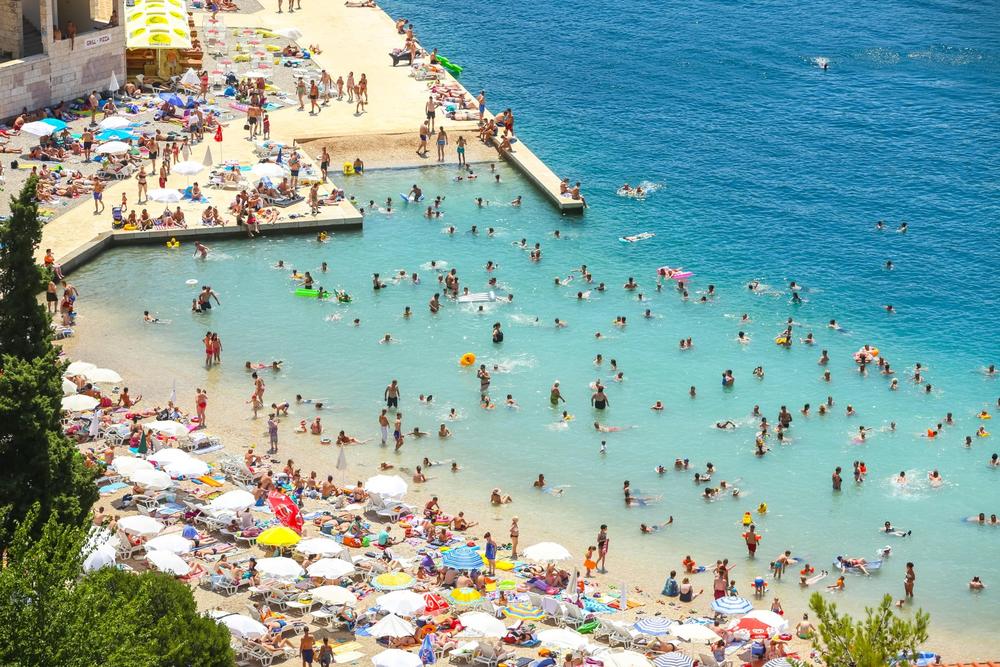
[416,121,430,157]
[436,127,448,162]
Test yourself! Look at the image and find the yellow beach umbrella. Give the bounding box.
[256,526,301,548]
[373,572,416,591]
[448,587,482,605]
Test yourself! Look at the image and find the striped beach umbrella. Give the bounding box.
[652,653,693,667]
[710,595,753,615]
[633,616,674,636]
[441,546,484,570]
[448,587,482,606]
[372,571,416,591]
[502,601,545,621]
[763,660,792,667]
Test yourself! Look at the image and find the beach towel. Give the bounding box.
[197,475,224,487]
[99,482,128,495]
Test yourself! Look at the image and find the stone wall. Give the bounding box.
[0,0,25,60]
[0,25,125,120]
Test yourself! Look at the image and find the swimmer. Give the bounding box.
[928,470,943,487]
[408,427,428,438]
[895,471,907,485]
[438,424,451,438]
[379,333,397,344]
[886,304,895,314]
[651,401,664,411]
[882,521,911,537]
[737,331,750,344]
[886,260,894,270]
[715,421,736,429]
[505,394,518,408]
[193,241,210,258]
[143,311,160,323]
[802,333,815,345]
[640,518,673,533]
[970,576,986,590]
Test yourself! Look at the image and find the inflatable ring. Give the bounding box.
[460,352,476,366]
[775,337,788,345]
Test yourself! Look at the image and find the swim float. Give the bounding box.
[166,238,180,249]
[185,279,198,285]
[295,288,319,297]
[459,352,476,367]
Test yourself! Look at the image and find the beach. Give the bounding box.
[26,0,1000,662]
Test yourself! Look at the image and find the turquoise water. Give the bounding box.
[71,0,1000,650]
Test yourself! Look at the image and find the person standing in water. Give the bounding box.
[592,384,610,410]
[550,381,565,406]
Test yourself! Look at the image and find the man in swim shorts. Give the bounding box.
[384,380,400,409]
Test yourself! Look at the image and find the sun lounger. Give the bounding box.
[389,50,413,67]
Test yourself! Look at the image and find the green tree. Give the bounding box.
[0,176,52,361]
[0,351,97,545]
[0,508,234,667]
[802,592,930,667]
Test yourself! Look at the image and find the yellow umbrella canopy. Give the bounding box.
[256,526,301,548]
[372,572,416,591]
[125,0,192,49]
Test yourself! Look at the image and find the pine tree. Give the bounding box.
[0,176,51,361]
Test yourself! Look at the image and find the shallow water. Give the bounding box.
[70,0,1000,651]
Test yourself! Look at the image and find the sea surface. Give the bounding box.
[70,0,999,652]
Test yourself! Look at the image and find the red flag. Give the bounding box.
[214,125,223,142]
[267,490,303,533]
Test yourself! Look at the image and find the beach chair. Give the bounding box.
[593,619,615,643]
[283,591,319,615]
[539,596,564,625]
[473,643,512,667]
[698,653,732,667]
[204,573,240,596]
[449,641,479,664]
[560,603,591,629]
[608,621,642,649]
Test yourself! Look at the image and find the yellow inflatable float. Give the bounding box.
[459,352,476,366]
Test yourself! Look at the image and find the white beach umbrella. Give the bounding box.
[128,468,174,491]
[307,558,356,580]
[62,379,78,396]
[250,162,289,180]
[108,71,120,93]
[372,649,422,667]
[242,69,273,80]
[311,585,358,607]
[255,557,304,580]
[592,650,654,667]
[202,146,214,167]
[369,613,416,639]
[148,188,182,203]
[65,361,97,375]
[83,543,118,572]
[21,121,59,136]
[164,457,210,478]
[296,537,344,557]
[275,27,303,40]
[363,475,408,498]
[522,542,572,562]
[84,367,123,384]
[672,624,719,644]
[652,654,694,667]
[711,596,753,616]
[213,612,268,639]
[146,533,194,553]
[99,116,130,130]
[538,628,588,650]
[112,456,154,474]
[173,160,204,176]
[209,489,255,513]
[96,141,130,154]
[376,590,426,617]
[762,660,793,667]
[145,420,189,437]
[118,515,165,537]
[634,617,675,636]
[180,68,201,88]
[146,550,191,575]
[147,448,191,465]
[458,612,507,638]
[61,394,99,411]
[739,609,788,633]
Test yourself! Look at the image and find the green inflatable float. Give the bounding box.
[437,55,463,77]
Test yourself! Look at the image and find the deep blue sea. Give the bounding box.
[68,0,1000,654]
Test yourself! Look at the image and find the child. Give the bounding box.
[584,546,597,577]
[262,113,270,140]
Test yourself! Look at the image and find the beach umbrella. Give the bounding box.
[108,71,120,94]
[21,121,60,136]
[377,590,427,617]
[710,596,753,616]
[296,537,343,557]
[733,609,788,634]
[40,118,67,131]
[65,360,97,375]
[145,533,193,553]
[307,558,355,580]
[158,92,185,107]
[214,612,267,639]
[255,557,304,580]
[593,651,653,667]
[146,550,191,575]
[83,543,118,572]
[502,601,544,621]
[370,613,416,639]
[148,188,182,203]
[250,162,289,180]
[457,612,506,638]
[311,585,358,607]
[118,515,164,537]
[762,660,792,667]
[148,448,191,465]
[441,546,484,570]
[180,68,201,88]
[128,468,173,491]
[173,160,204,176]
[372,649,423,667]
[372,571,416,591]
[209,489,255,513]
[202,146,214,167]
[112,456,154,474]
[84,367,123,383]
[538,628,587,650]
[634,617,675,636]
[164,456,210,478]
[522,542,571,562]
[275,27,303,39]
[99,116,130,130]
[671,624,719,644]
[61,394,98,411]
[97,129,133,141]
[145,420,189,437]
[652,654,693,667]
[257,526,302,548]
[448,587,482,606]
[62,379,78,396]
[96,141,130,154]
